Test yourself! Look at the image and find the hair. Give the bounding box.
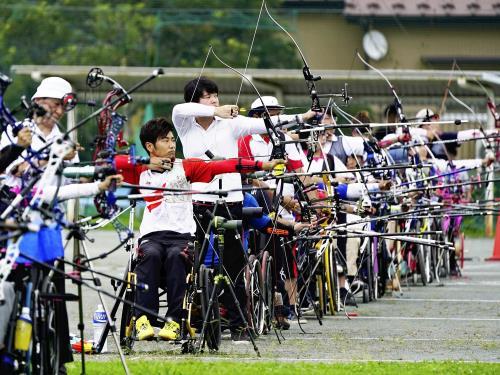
[383,103,398,118]
[183,76,218,103]
[353,110,370,134]
[139,117,174,154]
[445,142,459,158]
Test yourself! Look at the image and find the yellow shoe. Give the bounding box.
[158,320,180,341]
[135,315,154,341]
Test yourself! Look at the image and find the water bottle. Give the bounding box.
[92,304,107,353]
[14,307,32,351]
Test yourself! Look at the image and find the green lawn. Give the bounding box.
[67,360,500,375]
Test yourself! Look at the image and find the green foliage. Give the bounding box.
[0,0,301,70]
[0,0,301,160]
[66,360,500,375]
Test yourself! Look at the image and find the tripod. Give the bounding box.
[95,200,137,353]
[194,189,261,356]
[66,224,130,375]
[197,215,260,356]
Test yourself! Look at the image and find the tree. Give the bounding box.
[0,0,301,70]
[0,1,302,162]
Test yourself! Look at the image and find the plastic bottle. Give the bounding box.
[92,304,108,353]
[14,307,32,351]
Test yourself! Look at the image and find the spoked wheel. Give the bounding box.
[29,272,59,375]
[245,255,265,336]
[443,246,451,277]
[119,260,137,352]
[363,237,377,302]
[423,234,434,284]
[119,289,136,352]
[199,265,221,351]
[260,251,274,333]
[377,237,390,298]
[432,245,441,283]
[313,240,327,316]
[39,278,60,375]
[316,274,326,317]
[436,245,450,279]
[370,238,380,301]
[442,230,453,277]
[323,241,340,314]
[416,244,427,286]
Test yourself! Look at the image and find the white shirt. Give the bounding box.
[139,161,195,237]
[0,121,79,187]
[433,158,483,172]
[339,135,365,157]
[172,102,303,202]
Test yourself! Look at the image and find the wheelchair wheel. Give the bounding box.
[39,278,60,375]
[27,270,59,375]
[260,251,274,334]
[376,237,389,298]
[417,244,428,286]
[199,265,221,351]
[119,289,136,352]
[245,255,265,336]
[369,239,379,301]
[361,236,375,302]
[323,241,339,314]
[119,259,137,352]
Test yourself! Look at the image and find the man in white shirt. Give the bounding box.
[0,77,81,372]
[172,77,317,341]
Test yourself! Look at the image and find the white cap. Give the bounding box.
[31,77,73,100]
[248,96,284,116]
[415,108,435,121]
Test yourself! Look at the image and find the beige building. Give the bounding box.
[286,0,500,70]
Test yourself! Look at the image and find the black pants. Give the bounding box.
[134,231,190,325]
[193,201,246,331]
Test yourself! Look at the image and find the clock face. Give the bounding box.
[363,30,389,61]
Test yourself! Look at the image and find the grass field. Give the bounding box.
[66,360,500,374]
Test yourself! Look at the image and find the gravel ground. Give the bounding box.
[65,233,500,363]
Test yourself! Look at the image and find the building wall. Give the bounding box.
[292,12,500,70]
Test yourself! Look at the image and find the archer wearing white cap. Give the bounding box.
[30,77,76,138]
[0,76,79,185]
[247,96,285,117]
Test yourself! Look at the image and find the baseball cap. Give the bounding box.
[248,96,285,117]
[32,77,73,100]
[415,108,438,122]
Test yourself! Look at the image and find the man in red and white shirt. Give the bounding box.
[133,117,281,342]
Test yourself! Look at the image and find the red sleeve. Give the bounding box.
[287,158,303,171]
[238,135,254,159]
[183,158,263,183]
[114,155,147,185]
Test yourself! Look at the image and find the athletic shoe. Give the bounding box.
[135,315,154,341]
[158,320,180,341]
